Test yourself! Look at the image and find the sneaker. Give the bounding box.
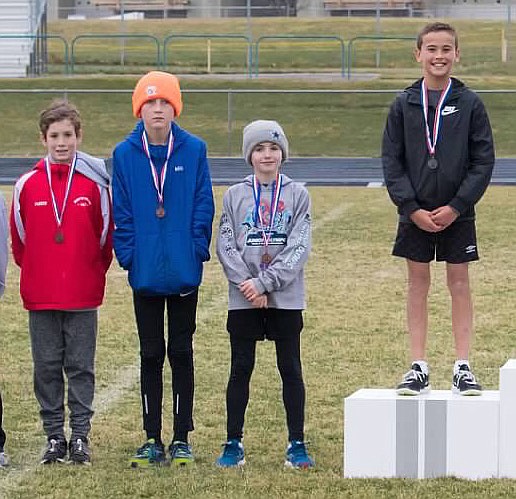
[216,439,245,468]
[396,363,430,396]
[41,437,67,464]
[169,441,194,466]
[452,364,483,396]
[129,438,166,468]
[69,438,91,465]
[285,441,314,469]
[0,450,8,468]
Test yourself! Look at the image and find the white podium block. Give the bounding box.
[499,359,516,478]
[344,388,499,479]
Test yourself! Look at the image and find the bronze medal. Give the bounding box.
[156,204,165,218]
[54,229,64,244]
[261,252,272,266]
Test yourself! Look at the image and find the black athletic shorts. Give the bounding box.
[392,220,479,264]
[227,308,303,341]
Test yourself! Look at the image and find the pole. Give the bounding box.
[207,39,211,74]
[375,0,381,68]
[227,90,233,156]
[120,0,126,66]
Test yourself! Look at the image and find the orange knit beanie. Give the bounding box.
[132,71,183,118]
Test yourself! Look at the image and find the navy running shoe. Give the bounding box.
[452,364,482,396]
[396,363,430,396]
[129,438,166,468]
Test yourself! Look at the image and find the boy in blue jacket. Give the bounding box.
[112,71,214,467]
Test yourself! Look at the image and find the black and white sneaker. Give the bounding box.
[69,438,91,465]
[396,363,430,396]
[41,437,67,464]
[452,364,482,396]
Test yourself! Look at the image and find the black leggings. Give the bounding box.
[0,392,5,449]
[226,334,305,442]
[133,291,197,443]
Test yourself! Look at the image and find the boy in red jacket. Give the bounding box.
[10,100,113,465]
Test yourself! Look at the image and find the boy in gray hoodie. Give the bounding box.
[216,120,314,469]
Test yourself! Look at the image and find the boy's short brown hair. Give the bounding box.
[416,22,458,50]
[39,99,82,138]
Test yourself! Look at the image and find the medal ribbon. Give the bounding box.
[421,78,452,157]
[45,154,77,229]
[252,173,283,250]
[142,130,174,206]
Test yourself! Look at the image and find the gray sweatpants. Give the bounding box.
[29,310,97,441]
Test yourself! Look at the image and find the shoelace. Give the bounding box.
[222,441,242,457]
[404,369,426,383]
[73,439,86,457]
[456,369,476,384]
[48,439,58,453]
[172,442,191,458]
[289,442,309,461]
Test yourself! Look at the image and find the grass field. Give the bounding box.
[2,75,516,157]
[1,15,516,497]
[1,185,516,498]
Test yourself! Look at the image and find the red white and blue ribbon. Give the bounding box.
[142,130,173,207]
[45,154,77,229]
[252,173,283,248]
[421,78,452,157]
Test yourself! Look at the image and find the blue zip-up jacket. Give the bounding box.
[112,121,214,295]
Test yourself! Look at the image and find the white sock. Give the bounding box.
[412,360,428,375]
[454,359,470,374]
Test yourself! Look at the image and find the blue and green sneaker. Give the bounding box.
[129,438,166,468]
[169,441,194,466]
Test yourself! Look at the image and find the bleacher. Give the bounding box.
[0,0,35,77]
[324,0,424,16]
[92,0,189,19]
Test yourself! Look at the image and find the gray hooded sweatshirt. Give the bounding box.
[217,174,311,310]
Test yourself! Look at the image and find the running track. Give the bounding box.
[1,157,515,186]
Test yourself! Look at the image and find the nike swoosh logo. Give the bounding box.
[442,109,459,116]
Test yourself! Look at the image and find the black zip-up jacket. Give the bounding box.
[382,77,495,223]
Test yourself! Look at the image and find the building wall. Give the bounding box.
[189,0,222,18]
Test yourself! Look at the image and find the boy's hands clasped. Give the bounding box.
[239,279,268,308]
[410,205,458,232]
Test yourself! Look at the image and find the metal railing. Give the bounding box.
[347,35,416,79]
[0,34,69,75]
[70,34,161,73]
[0,33,418,78]
[163,34,252,76]
[253,35,347,78]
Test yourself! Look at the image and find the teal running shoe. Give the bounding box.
[169,441,194,466]
[284,441,314,469]
[129,438,166,468]
[216,439,245,468]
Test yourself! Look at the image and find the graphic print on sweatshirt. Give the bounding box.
[242,199,291,248]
